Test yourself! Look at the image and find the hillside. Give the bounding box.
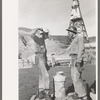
[18,27,96,63]
[19,27,96,43]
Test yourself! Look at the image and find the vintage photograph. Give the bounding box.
[18,0,97,100]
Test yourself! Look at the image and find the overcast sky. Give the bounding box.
[19,0,96,36]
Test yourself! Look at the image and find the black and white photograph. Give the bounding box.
[18,0,97,100]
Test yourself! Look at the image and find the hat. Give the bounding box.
[66,26,77,34]
[56,71,64,75]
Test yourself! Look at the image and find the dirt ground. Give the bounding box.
[19,64,96,100]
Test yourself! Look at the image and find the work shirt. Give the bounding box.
[68,33,85,61]
[31,29,46,53]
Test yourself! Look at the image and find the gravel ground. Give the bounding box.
[19,64,96,100]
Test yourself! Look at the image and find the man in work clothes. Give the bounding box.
[51,54,56,67]
[32,28,52,99]
[23,28,51,99]
[66,26,88,100]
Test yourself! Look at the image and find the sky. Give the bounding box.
[19,0,97,36]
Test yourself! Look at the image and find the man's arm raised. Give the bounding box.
[19,28,43,47]
[19,28,43,36]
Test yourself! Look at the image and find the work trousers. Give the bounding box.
[36,52,50,90]
[70,55,87,98]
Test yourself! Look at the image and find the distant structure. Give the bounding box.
[67,0,88,41]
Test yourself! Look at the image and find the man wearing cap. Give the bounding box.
[21,28,51,99]
[66,26,87,100]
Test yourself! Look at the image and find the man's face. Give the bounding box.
[68,31,74,38]
[36,30,49,39]
[77,27,82,33]
[35,30,43,38]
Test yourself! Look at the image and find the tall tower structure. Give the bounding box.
[68,0,88,40]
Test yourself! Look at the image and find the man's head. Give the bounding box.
[66,26,77,38]
[41,32,49,39]
[37,28,49,39]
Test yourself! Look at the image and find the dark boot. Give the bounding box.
[34,89,45,100]
[44,89,52,100]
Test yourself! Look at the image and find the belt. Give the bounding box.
[70,54,77,56]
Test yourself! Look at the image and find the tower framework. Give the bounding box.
[68,0,88,40]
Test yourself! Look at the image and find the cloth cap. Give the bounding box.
[66,26,77,34]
